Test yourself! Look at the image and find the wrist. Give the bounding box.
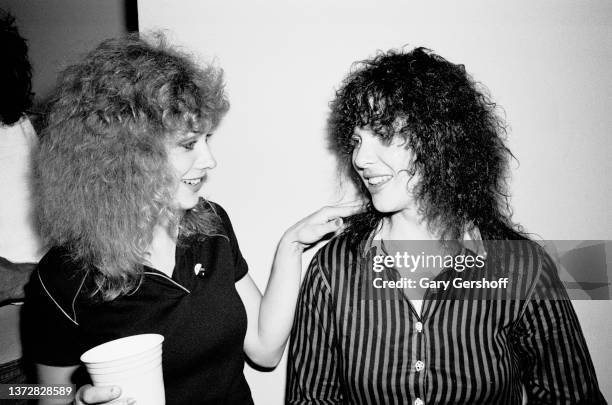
[278,230,305,256]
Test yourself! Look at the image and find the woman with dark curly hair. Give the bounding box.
[23,35,358,405]
[287,48,605,404]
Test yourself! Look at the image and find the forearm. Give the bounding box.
[241,203,359,366]
[255,235,303,364]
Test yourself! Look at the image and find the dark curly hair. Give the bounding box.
[36,34,229,300]
[329,47,521,243]
[0,11,33,125]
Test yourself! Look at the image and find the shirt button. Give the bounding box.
[415,360,425,372]
[415,321,423,332]
[414,398,424,405]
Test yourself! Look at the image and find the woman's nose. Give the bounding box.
[352,142,375,169]
[196,142,217,170]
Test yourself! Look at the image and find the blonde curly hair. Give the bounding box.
[35,34,229,300]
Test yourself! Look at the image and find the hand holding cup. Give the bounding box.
[80,334,165,405]
[74,384,133,405]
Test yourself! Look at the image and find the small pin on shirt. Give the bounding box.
[194,263,206,277]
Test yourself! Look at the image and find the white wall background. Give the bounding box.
[139,1,612,403]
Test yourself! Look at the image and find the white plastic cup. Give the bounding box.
[80,334,165,405]
[84,347,162,371]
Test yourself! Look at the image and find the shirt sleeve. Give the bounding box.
[287,253,344,404]
[22,265,84,367]
[511,251,606,404]
[211,202,249,282]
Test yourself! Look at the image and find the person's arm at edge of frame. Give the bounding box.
[235,203,360,368]
[511,249,607,404]
[0,256,36,303]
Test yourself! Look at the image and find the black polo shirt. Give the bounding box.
[23,204,253,405]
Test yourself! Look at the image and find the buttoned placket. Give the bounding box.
[366,239,432,405]
[410,294,429,405]
[357,229,490,405]
[397,274,430,404]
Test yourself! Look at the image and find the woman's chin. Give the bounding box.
[372,200,405,214]
[173,197,200,212]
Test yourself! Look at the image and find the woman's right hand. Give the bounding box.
[74,385,134,405]
[280,202,363,252]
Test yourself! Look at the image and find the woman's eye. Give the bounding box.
[180,133,212,150]
[182,140,198,150]
[350,136,361,147]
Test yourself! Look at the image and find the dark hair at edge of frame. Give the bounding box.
[35,33,229,301]
[328,47,524,245]
[0,10,33,125]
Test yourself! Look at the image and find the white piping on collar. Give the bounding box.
[71,272,88,323]
[38,270,82,326]
[38,269,191,327]
[143,271,191,294]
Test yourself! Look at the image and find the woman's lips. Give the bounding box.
[181,176,205,191]
[181,177,202,186]
[365,175,392,190]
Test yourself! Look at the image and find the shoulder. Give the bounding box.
[199,199,234,235]
[179,199,236,245]
[485,238,557,297]
[29,247,90,325]
[37,247,85,284]
[209,201,232,223]
[309,231,365,283]
[315,232,358,264]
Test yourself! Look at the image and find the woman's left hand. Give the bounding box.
[282,202,363,251]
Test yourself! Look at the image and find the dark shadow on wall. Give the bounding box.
[125,0,139,32]
[1,0,137,109]
[0,0,139,130]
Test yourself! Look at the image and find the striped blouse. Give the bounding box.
[287,231,606,405]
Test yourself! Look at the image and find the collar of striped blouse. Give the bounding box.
[359,226,488,259]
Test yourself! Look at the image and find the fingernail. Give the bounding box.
[110,387,118,394]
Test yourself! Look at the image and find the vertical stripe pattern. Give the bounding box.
[287,234,606,405]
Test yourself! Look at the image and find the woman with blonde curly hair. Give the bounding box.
[24,35,358,405]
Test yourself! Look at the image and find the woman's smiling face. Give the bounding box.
[351,127,418,214]
[166,131,217,211]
